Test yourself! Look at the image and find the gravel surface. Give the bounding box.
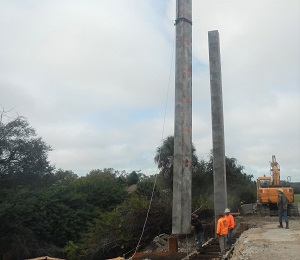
[231,216,300,260]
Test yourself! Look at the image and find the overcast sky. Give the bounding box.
[1,0,299,182]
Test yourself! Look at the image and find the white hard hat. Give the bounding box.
[224,208,230,213]
[278,189,283,193]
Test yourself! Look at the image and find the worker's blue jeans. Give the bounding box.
[278,208,288,223]
[196,231,204,249]
[227,228,233,245]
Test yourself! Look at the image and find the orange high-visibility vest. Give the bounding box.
[225,214,235,229]
[217,216,228,236]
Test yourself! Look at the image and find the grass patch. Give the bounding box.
[294,194,300,204]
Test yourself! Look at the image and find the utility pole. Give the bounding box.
[208,30,227,229]
[173,0,192,235]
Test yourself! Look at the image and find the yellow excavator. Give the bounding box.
[256,155,298,216]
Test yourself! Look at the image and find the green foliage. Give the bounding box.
[192,158,214,197]
[193,154,256,211]
[0,119,258,259]
[154,135,200,190]
[224,157,256,210]
[136,178,160,200]
[0,166,128,259]
[192,194,214,210]
[77,169,128,210]
[64,192,172,260]
[154,136,256,212]
[288,182,300,194]
[294,194,300,204]
[53,169,78,184]
[0,112,54,189]
[0,187,64,259]
[154,136,174,181]
[126,171,140,186]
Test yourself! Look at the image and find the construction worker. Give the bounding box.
[216,211,228,254]
[224,208,235,245]
[277,189,289,229]
[191,213,204,252]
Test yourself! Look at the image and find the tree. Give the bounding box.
[282,181,300,194]
[126,171,140,186]
[64,192,172,260]
[154,137,256,211]
[225,157,256,208]
[76,169,128,211]
[0,111,54,188]
[0,187,64,259]
[53,169,78,184]
[154,135,200,189]
[136,178,160,200]
[198,155,256,210]
[191,157,214,199]
[0,168,129,260]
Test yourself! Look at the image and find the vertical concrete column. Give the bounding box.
[173,0,192,235]
[208,30,227,228]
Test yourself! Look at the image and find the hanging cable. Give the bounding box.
[132,28,176,258]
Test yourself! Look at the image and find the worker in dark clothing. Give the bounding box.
[277,189,289,229]
[191,213,204,251]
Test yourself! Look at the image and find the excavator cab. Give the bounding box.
[259,179,270,187]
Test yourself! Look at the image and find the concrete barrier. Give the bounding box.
[240,203,255,215]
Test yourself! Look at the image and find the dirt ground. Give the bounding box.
[231,215,300,260]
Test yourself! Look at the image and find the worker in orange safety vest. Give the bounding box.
[216,211,228,254]
[224,208,235,245]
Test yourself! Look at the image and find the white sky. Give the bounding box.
[1,0,299,181]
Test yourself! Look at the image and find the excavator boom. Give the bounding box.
[270,155,280,185]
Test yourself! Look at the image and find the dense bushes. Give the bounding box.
[64,191,172,260]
